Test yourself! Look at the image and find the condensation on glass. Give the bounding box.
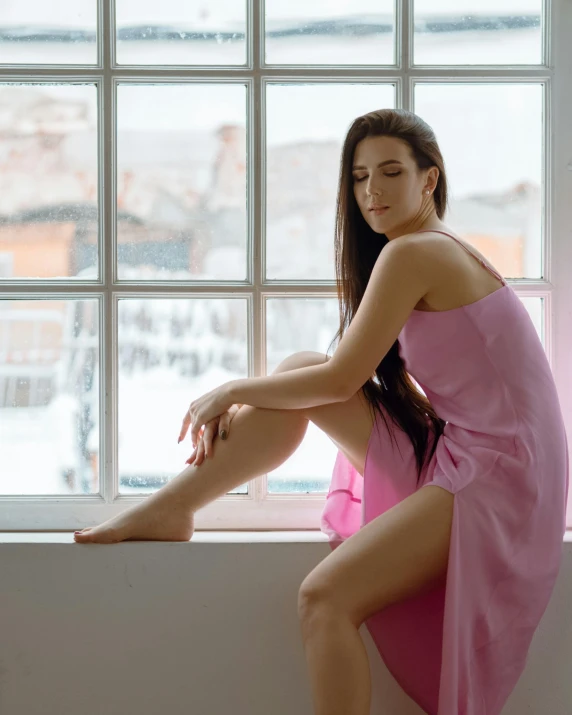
[0,299,100,495]
[265,0,395,65]
[116,83,247,281]
[0,0,97,65]
[116,297,248,494]
[115,0,247,65]
[0,83,98,280]
[413,0,543,65]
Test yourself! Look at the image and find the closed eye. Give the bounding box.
[354,172,401,182]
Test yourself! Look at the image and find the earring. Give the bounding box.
[425,190,430,195]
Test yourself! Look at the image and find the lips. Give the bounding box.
[369,206,390,211]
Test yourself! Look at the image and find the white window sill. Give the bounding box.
[0,530,330,544]
[1,530,572,544]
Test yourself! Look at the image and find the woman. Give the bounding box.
[74,109,569,715]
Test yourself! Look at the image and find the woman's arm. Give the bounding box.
[228,362,345,411]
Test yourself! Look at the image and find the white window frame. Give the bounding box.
[1,0,571,532]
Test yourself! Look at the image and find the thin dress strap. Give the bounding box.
[415,229,508,286]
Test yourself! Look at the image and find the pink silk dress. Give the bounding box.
[321,229,569,715]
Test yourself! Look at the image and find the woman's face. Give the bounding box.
[351,135,439,240]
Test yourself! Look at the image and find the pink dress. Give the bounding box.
[321,229,569,715]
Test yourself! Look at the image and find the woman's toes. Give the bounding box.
[74,526,121,544]
[74,528,96,542]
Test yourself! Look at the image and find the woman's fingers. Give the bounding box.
[202,420,218,458]
[193,435,207,466]
[186,412,234,467]
[218,413,230,440]
[219,405,240,440]
[198,437,206,464]
[185,438,199,465]
[186,426,204,465]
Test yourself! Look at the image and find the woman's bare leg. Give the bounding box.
[73,403,310,543]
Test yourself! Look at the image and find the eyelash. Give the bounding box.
[354,171,401,182]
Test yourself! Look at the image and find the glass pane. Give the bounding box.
[0,84,99,280]
[0,0,97,65]
[266,83,394,279]
[117,84,247,281]
[118,297,248,494]
[0,299,100,495]
[265,0,395,65]
[521,296,543,345]
[266,298,340,495]
[415,83,543,280]
[116,0,246,66]
[414,0,542,65]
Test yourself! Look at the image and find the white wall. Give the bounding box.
[1,532,571,715]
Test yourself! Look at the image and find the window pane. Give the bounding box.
[0,299,100,495]
[118,297,248,494]
[521,296,543,345]
[117,84,247,281]
[0,0,97,65]
[0,84,99,280]
[265,0,395,65]
[266,83,394,279]
[413,0,542,66]
[116,0,246,66]
[415,83,543,280]
[266,298,340,495]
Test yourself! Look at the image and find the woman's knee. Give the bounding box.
[272,350,330,375]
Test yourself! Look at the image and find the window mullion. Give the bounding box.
[252,0,267,503]
[102,0,115,504]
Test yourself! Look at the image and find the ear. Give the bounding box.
[427,165,440,191]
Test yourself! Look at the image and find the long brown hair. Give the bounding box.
[326,108,448,484]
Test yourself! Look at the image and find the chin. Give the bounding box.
[369,221,390,235]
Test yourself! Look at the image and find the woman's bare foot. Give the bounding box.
[73,486,195,544]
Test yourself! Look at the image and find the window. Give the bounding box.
[1,0,570,532]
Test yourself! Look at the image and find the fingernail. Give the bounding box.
[178,437,181,444]
[220,430,227,440]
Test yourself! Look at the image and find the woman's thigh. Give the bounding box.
[272,351,376,476]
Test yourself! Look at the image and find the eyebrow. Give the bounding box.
[351,160,404,171]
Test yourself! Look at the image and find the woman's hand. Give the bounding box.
[178,383,235,449]
[185,403,242,466]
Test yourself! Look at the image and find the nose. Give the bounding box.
[364,177,383,196]
[366,188,383,199]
